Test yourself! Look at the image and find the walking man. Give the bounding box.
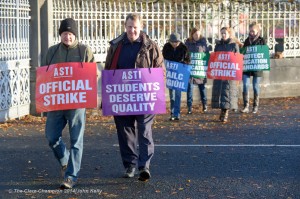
[42,18,94,188]
[104,13,164,181]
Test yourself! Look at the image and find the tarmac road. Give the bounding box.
[0,97,299,199]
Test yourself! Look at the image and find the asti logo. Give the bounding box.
[53,66,73,78]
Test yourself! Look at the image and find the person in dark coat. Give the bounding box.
[104,13,165,181]
[211,27,239,122]
[240,23,266,114]
[162,33,190,121]
[185,27,209,114]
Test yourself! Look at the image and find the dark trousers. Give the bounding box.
[113,114,155,170]
[187,82,207,108]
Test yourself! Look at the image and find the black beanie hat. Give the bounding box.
[59,18,78,36]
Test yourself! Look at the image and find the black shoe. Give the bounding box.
[187,107,192,114]
[138,168,151,181]
[219,109,225,121]
[221,109,229,123]
[170,116,179,121]
[123,166,136,178]
[203,105,207,112]
[169,116,175,121]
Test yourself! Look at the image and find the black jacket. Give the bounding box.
[243,36,266,77]
[214,38,239,53]
[162,42,190,64]
[211,38,239,110]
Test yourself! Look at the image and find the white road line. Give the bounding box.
[113,144,300,147]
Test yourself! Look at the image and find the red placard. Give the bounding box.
[35,62,97,113]
[207,51,244,80]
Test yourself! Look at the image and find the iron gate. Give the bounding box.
[49,0,300,62]
[0,0,31,122]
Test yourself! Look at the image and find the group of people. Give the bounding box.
[164,24,265,123]
[42,13,265,189]
[162,27,209,121]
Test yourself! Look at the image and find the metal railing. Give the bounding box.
[51,0,300,62]
[0,0,31,122]
[0,0,299,121]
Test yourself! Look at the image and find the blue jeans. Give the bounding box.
[187,82,207,109]
[114,114,155,169]
[242,74,262,95]
[169,88,181,118]
[45,108,86,182]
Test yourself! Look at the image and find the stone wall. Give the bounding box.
[96,58,300,107]
[192,58,300,103]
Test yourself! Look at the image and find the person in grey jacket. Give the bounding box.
[211,27,239,122]
[42,18,94,189]
[104,13,164,181]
